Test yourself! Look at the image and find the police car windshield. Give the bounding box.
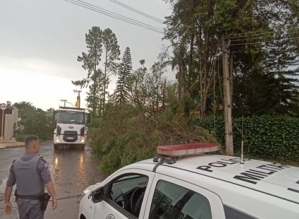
[57,111,85,124]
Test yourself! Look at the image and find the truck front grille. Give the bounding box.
[63,131,78,142]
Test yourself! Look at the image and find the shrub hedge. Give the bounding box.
[192,115,299,161]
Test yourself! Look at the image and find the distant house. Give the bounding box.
[0,101,19,141]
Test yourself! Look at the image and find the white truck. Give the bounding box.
[53,106,90,150]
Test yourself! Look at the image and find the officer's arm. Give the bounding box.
[6,161,16,187]
[37,158,57,200]
[4,187,13,204]
[5,162,16,203]
[45,181,57,201]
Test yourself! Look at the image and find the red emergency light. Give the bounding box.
[157,142,219,157]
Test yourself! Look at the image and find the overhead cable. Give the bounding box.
[229,32,299,42]
[110,0,164,24]
[229,36,299,46]
[65,0,164,34]
[227,29,299,39]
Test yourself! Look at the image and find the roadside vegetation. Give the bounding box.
[71,0,299,173]
[13,102,56,142]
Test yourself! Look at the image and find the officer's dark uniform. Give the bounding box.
[6,152,52,219]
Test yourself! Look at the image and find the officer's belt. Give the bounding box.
[16,194,43,200]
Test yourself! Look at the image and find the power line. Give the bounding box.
[65,0,164,34]
[109,0,164,24]
[227,32,275,40]
[230,36,299,46]
[227,29,276,38]
[228,32,299,42]
[227,29,299,40]
[67,0,163,33]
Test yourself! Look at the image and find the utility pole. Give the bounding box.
[60,99,67,107]
[221,37,234,156]
[74,90,82,108]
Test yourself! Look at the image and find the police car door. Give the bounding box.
[93,169,155,219]
[143,173,226,219]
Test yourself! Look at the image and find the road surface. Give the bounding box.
[0,142,108,219]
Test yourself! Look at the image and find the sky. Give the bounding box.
[0,0,174,111]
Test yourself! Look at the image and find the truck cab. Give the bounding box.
[53,107,90,150]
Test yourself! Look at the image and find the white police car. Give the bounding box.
[79,143,299,219]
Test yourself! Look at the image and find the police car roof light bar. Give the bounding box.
[157,142,219,157]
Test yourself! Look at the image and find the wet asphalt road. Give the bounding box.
[0,142,109,219]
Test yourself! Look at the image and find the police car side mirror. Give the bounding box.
[92,187,104,203]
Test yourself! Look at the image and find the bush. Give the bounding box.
[21,108,56,141]
[90,104,218,174]
[15,134,26,142]
[193,115,299,161]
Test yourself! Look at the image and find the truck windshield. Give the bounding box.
[57,111,85,124]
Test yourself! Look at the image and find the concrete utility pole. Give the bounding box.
[221,37,234,156]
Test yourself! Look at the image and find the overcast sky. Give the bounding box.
[0,0,173,110]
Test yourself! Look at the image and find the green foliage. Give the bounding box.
[123,59,167,112]
[102,28,121,72]
[193,116,299,161]
[114,47,132,103]
[162,0,268,117]
[102,28,121,110]
[15,134,26,142]
[86,69,106,117]
[90,103,217,174]
[13,102,56,141]
[74,26,120,116]
[13,102,36,122]
[22,108,56,141]
[126,60,148,107]
[162,0,299,117]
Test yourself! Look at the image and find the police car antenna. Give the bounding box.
[240,116,244,164]
[233,116,246,164]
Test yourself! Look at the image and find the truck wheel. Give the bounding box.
[54,144,59,150]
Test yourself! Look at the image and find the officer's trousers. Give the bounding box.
[17,199,44,219]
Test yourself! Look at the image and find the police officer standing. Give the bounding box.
[4,135,58,218]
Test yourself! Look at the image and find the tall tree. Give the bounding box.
[127,60,148,107]
[163,0,265,117]
[146,62,165,112]
[263,26,299,115]
[72,26,103,116]
[86,69,106,117]
[231,0,299,116]
[115,47,132,103]
[102,28,120,110]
